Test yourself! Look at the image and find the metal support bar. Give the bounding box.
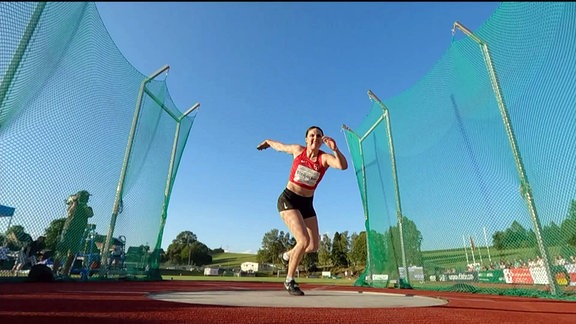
[143,88,179,121]
[0,2,46,127]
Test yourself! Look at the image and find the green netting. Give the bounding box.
[344,2,576,299]
[0,2,199,281]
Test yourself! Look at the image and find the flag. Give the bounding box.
[470,236,476,251]
[0,205,15,217]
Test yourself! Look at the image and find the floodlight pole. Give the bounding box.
[453,21,557,295]
[101,65,171,274]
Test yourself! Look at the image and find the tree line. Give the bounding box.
[254,228,367,272]
[162,229,370,271]
[491,200,576,256]
[4,199,575,270]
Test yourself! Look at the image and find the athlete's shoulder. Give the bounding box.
[293,145,306,155]
[318,150,330,168]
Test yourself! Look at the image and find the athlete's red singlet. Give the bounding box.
[289,149,328,190]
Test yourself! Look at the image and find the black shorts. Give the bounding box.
[277,188,316,219]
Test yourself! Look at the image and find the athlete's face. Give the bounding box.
[306,128,323,149]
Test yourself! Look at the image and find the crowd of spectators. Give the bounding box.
[466,255,576,272]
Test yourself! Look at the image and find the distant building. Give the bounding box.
[240,262,273,273]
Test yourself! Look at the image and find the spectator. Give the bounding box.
[6,231,31,271]
[53,190,94,277]
[12,236,46,276]
[108,237,126,270]
[0,243,8,268]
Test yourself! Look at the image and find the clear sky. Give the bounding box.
[95,2,501,254]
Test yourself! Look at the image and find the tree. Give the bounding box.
[331,232,349,267]
[541,221,562,246]
[5,225,32,251]
[372,228,397,275]
[165,244,183,265]
[492,231,505,250]
[211,247,225,255]
[43,218,66,251]
[503,221,529,248]
[179,231,197,265]
[317,233,332,268]
[561,199,576,246]
[183,241,212,266]
[164,231,211,266]
[302,252,319,272]
[257,229,291,265]
[349,231,367,267]
[390,216,423,266]
[158,247,167,263]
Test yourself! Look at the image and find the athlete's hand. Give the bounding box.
[322,136,338,151]
[257,140,270,150]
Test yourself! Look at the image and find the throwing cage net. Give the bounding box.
[344,2,576,299]
[0,2,199,280]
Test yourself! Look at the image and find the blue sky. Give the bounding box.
[95,2,501,254]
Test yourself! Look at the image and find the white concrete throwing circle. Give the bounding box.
[149,289,448,308]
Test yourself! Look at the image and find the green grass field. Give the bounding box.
[163,252,355,284]
[207,252,258,268]
[159,249,576,299]
[421,245,568,270]
[204,246,556,271]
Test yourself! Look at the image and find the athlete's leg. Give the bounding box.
[280,209,309,279]
[303,216,320,253]
[284,216,319,259]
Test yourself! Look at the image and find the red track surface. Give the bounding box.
[1,280,575,323]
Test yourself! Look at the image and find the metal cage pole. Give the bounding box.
[343,89,409,287]
[342,123,373,285]
[0,2,46,127]
[342,125,368,221]
[368,90,409,287]
[453,21,557,295]
[153,102,200,269]
[101,65,170,274]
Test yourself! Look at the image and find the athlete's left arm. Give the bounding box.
[322,136,348,170]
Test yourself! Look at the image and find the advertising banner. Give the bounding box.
[478,269,505,283]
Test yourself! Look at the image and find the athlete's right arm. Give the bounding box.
[257,139,300,155]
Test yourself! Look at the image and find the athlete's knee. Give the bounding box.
[296,237,310,251]
[305,234,319,253]
[305,242,318,253]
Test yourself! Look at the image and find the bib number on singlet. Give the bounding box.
[294,165,320,187]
